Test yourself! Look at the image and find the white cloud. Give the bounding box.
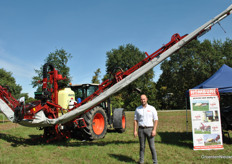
[0,44,38,97]
[0,45,36,79]
[0,59,34,79]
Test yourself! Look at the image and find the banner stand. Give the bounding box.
[189,88,223,150]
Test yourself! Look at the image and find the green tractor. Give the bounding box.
[70,83,126,140]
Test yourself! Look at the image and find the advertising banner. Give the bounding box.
[189,88,223,150]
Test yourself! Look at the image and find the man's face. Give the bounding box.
[140,95,147,106]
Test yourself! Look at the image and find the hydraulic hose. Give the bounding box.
[43,63,54,80]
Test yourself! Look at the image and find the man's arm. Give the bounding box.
[134,120,138,137]
[151,120,158,137]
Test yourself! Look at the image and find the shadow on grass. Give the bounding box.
[0,121,10,123]
[5,131,230,149]
[108,154,136,163]
[0,133,37,147]
[0,132,137,147]
[157,132,193,149]
[0,131,193,148]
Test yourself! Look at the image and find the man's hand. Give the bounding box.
[134,131,138,138]
[151,129,156,137]
[151,120,158,137]
[134,120,138,138]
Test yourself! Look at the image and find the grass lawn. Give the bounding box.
[0,111,232,164]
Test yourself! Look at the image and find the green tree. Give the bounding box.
[31,49,72,91]
[156,39,229,109]
[0,68,22,99]
[105,44,157,110]
[91,68,101,84]
[221,38,232,66]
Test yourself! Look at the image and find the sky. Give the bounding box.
[0,0,232,97]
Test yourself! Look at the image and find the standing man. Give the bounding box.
[134,94,158,164]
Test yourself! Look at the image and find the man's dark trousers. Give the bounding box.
[138,127,158,164]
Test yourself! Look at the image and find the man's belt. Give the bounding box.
[139,126,153,129]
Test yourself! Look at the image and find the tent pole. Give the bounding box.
[186,95,188,134]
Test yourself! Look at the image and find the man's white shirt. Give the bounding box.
[134,104,158,127]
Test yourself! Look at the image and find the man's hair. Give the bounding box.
[141,94,148,99]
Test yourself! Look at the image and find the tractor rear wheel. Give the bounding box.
[82,106,107,140]
[113,108,126,133]
[117,110,126,133]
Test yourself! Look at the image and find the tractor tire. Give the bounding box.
[113,108,126,133]
[82,106,107,140]
[116,110,126,133]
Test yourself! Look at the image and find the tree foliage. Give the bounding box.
[0,68,22,99]
[91,68,101,84]
[105,44,157,110]
[156,39,232,109]
[31,49,72,91]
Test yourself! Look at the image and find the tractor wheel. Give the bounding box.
[82,106,107,140]
[113,108,126,133]
[116,110,126,133]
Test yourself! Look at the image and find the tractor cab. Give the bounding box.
[70,83,99,103]
[70,83,108,113]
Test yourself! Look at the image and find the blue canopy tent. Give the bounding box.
[190,64,232,94]
[185,64,232,132]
